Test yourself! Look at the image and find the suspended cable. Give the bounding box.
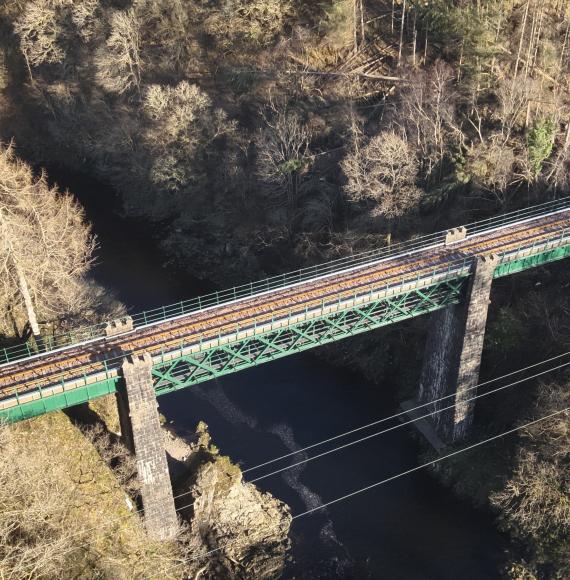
[247,359,570,483]
[242,349,570,474]
[165,406,569,571]
[13,351,570,561]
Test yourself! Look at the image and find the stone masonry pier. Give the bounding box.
[116,354,178,540]
[418,254,498,443]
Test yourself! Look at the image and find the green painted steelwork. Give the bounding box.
[2,377,119,423]
[493,244,570,278]
[2,196,570,366]
[1,225,570,424]
[151,277,467,395]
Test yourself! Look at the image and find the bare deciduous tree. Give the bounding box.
[71,0,100,42]
[14,0,67,78]
[396,61,462,182]
[495,77,538,143]
[490,381,570,574]
[462,136,519,206]
[257,104,313,220]
[95,9,142,95]
[140,81,235,213]
[205,0,293,49]
[0,143,95,342]
[342,130,422,220]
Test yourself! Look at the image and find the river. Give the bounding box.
[52,169,506,579]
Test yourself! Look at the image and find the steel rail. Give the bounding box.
[0,206,568,379]
[1,197,569,366]
[1,215,564,392]
[0,215,568,410]
[1,213,565,387]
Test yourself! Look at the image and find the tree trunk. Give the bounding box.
[14,262,41,341]
[412,11,417,67]
[353,0,359,53]
[360,0,365,47]
[513,0,530,81]
[398,0,406,66]
[558,21,569,81]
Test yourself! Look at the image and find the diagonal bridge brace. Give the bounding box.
[152,276,468,396]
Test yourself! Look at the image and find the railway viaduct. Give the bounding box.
[1,198,570,540]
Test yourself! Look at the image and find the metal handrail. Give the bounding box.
[1,197,569,366]
[1,226,567,398]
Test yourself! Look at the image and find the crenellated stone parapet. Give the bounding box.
[104,316,134,337]
[445,226,467,245]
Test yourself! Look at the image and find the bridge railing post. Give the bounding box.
[514,243,521,261]
[14,385,21,410]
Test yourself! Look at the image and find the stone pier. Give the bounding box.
[116,354,178,540]
[418,254,498,443]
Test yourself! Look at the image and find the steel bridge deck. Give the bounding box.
[1,203,570,422]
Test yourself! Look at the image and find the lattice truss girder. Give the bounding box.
[151,278,467,395]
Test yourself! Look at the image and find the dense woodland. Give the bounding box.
[0,1,569,578]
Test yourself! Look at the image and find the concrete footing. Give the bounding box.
[418,255,498,443]
[116,354,178,540]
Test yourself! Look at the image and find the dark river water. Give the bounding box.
[52,169,505,579]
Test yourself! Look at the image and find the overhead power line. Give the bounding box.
[247,358,570,484]
[292,406,570,518]
[166,405,569,572]
[242,349,570,475]
[12,351,570,568]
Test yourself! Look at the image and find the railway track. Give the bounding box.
[1,209,569,404]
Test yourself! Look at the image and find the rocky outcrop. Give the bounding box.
[173,422,292,580]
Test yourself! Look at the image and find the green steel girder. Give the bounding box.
[0,377,119,423]
[494,244,570,278]
[2,239,570,424]
[151,277,467,396]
